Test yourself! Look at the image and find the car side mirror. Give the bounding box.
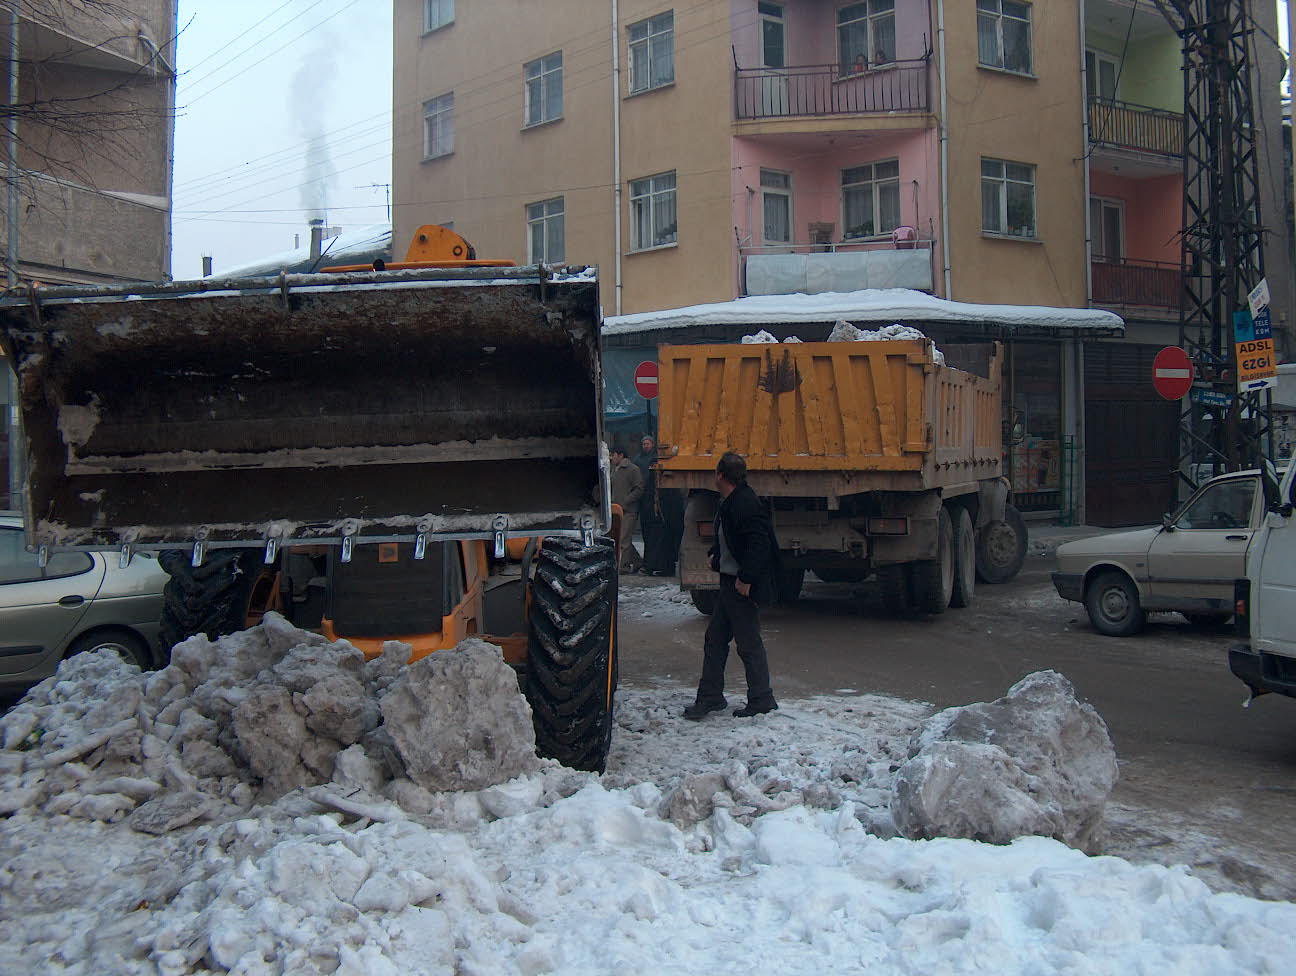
[1160,513,1175,532]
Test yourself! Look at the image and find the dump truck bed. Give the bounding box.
[0,265,608,551]
[656,339,1001,496]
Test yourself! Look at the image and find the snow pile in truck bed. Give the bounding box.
[2,628,1295,974]
[829,319,946,364]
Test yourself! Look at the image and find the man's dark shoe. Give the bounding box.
[733,701,778,718]
[683,700,727,720]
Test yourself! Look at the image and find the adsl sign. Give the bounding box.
[1235,279,1278,394]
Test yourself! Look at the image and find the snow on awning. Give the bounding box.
[603,288,1125,339]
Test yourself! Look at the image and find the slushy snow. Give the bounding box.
[1,618,1294,975]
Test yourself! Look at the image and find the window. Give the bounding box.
[629,171,677,250]
[423,92,454,159]
[0,527,93,584]
[1085,49,1118,100]
[628,11,674,94]
[761,169,792,243]
[424,0,454,33]
[977,0,1032,74]
[838,1,895,76]
[759,2,785,69]
[1175,478,1257,530]
[981,159,1036,238]
[1089,197,1123,261]
[525,52,563,126]
[527,197,565,264]
[841,161,900,239]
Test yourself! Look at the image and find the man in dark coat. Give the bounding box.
[684,452,779,719]
[633,435,660,573]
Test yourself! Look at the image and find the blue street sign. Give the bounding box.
[1190,388,1233,408]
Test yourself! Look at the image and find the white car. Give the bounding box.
[1052,471,1266,636]
[0,516,168,692]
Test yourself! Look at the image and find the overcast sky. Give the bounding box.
[171,0,393,279]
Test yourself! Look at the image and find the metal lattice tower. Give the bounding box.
[1152,0,1273,483]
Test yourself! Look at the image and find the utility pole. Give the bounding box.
[1153,0,1273,485]
[4,5,19,513]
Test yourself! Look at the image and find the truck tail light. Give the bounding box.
[696,522,715,538]
[867,517,909,536]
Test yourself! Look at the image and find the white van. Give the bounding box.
[1228,460,1296,698]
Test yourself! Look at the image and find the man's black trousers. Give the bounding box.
[697,574,774,707]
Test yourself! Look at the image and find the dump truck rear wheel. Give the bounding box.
[909,507,954,614]
[690,589,717,615]
[525,537,618,773]
[158,548,268,654]
[776,568,805,603]
[949,506,977,609]
[975,504,1027,583]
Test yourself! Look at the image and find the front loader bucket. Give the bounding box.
[0,266,608,552]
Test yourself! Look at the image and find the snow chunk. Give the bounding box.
[380,638,540,792]
[829,319,946,364]
[891,671,1118,851]
[741,329,779,343]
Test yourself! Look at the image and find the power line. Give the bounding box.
[180,0,305,78]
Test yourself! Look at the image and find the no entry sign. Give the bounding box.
[633,361,659,399]
[1152,346,1194,401]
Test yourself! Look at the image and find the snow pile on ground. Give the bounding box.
[892,671,1118,851]
[3,629,1295,974]
[0,614,537,831]
[829,319,946,364]
[618,582,701,620]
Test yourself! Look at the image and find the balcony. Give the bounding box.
[742,236,935,296]
[1090,257,1182,310]
[1088,98,1184,158]
[735,60,930,123]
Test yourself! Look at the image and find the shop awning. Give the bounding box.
[603,288,1125,344]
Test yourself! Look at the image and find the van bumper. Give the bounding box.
[1229,643,1296,700]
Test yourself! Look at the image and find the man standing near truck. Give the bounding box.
[610,446,644,574]
[684,452,779,719]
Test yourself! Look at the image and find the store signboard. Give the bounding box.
[1234,305,1278,394]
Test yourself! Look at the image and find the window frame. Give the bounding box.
[1088,195,1124,262]
[627,11,675,95]
[981,158,1037,239]
[526,197,566,265]
[758,2,785,70]
[628,171,678,252]
[524,51,564,128]
[422,92,454,161]
[840,159,901,240]
[0,526,94,585]
[1172,477,1261,531]
[423,0,454,34]
[760,168,793,244]
[1085,49,1119,101]
[837,0,896,78]
[977,0,1033,76]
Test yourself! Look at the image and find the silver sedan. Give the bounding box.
[0,516,167,691]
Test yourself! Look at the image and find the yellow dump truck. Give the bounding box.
[656,338,1026,614]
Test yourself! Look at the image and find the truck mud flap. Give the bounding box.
[0,268,607,550]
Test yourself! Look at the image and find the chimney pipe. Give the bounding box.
[201,255,212,277]
[309,218,324,262]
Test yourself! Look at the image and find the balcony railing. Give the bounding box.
[735,60,930,120]
[1088,97,1184,157]
[1090,257,1182,309]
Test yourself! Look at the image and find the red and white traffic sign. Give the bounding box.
[633,360,659,399]
[1152,346,1194,401]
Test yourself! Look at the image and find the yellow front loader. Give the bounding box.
[0,228,621,771]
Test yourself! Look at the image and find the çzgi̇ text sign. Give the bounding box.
[1236,278,1278,394]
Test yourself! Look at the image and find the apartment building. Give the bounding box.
[394,0,1293,526]
[1,0,178,512]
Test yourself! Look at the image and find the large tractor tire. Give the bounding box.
[975,503,1028,584]
[158,548,270,654]
[526,537,618,773]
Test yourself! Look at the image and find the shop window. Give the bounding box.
[1007,343,1062,513]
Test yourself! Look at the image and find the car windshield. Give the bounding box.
[1174,478,1257,530]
